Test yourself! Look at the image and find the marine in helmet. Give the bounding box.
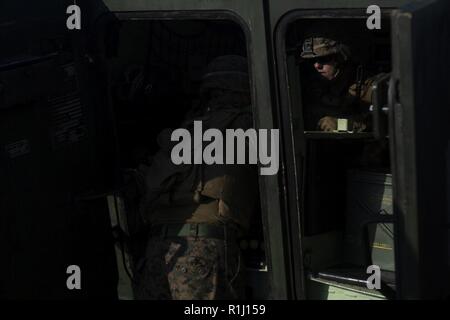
[299,35,377,132]
[134,55,258,300]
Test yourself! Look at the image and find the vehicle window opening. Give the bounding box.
[106,19,268,299]
[286,17,395,300]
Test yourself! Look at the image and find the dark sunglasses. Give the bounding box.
[309,55,336,65]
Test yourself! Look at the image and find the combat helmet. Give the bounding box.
[300,37,351,61]
[200,55,250,94]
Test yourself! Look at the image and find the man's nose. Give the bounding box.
[314,62,323,70]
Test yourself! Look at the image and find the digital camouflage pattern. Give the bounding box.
[300,37,350,60]
[133,236,244,300]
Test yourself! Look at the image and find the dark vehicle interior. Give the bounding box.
[285,17,395,299]
[0,17,269,299]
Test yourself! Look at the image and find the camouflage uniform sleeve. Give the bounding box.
[348,75,379,104]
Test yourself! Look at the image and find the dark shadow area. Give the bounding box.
[0,11,268,299]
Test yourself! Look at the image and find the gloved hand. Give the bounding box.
[352,120,367,133]
[318,116,368,132]
[318,116,337,132]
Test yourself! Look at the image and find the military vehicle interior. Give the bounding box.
[0,17,268,299]
[285,17,395,299]
[103,19,269,299]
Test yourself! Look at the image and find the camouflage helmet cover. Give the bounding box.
[300,37,350,60]
[200,55,250,93]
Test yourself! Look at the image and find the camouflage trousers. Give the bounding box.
[133,236,245,300]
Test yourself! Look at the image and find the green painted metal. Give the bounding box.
[390,0,450,299]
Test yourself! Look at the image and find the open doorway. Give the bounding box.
[102,18,269,300]
[282,15,395,299]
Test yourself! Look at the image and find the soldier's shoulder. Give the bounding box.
[348,72,389,103]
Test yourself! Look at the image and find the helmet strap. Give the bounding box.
[332,68,341,79]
